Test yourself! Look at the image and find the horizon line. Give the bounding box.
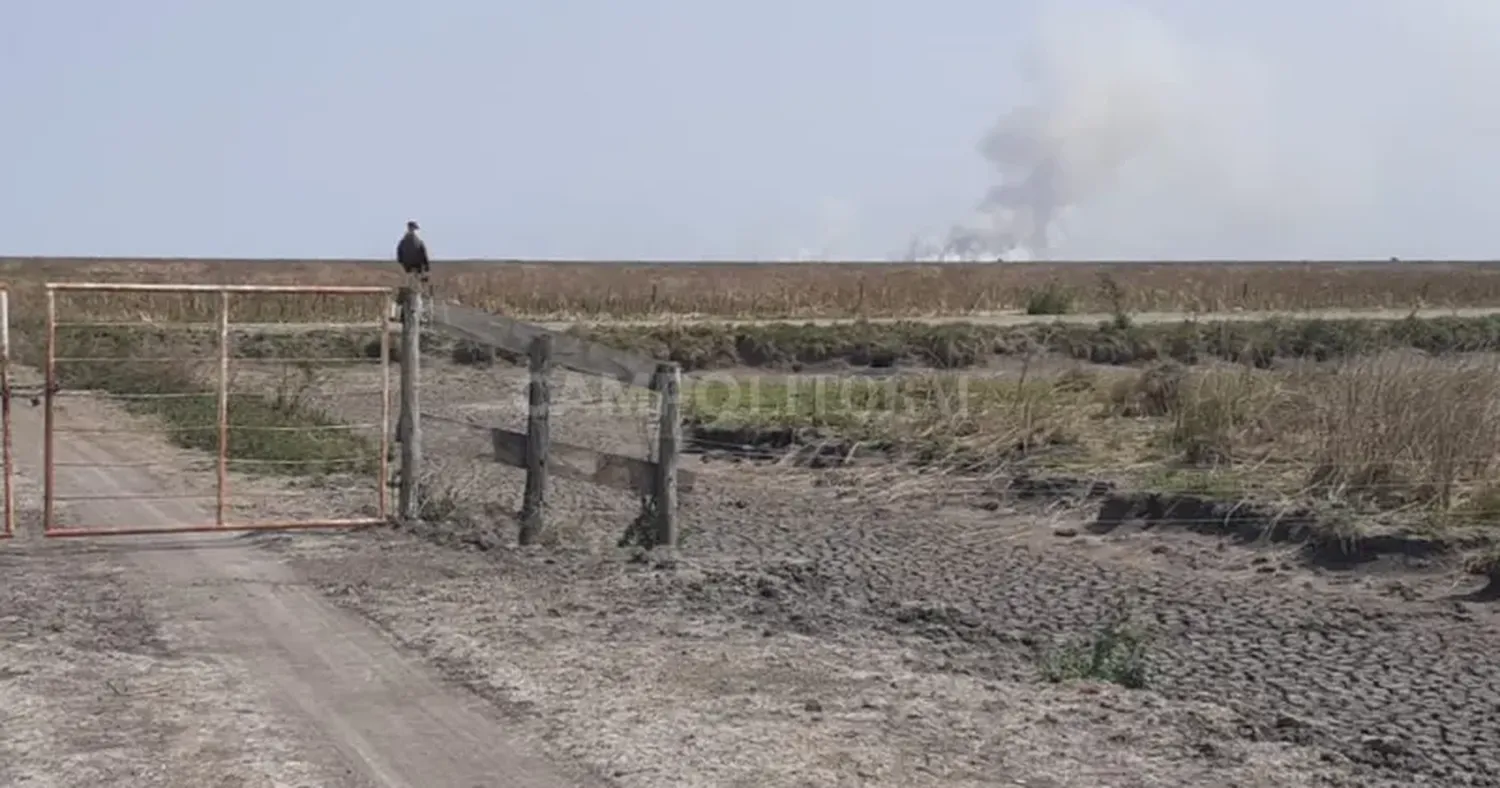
[1,256,1495,267]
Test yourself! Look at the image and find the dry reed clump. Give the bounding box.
[1107,364,1284,468]
[8,257,1500,321]
[1094,356,1500,511]
[697,354,1500,523]
[1091,356,1500,518]
[1288,354,1500,514]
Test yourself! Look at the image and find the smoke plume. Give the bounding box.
[913,0,1446,262]
[936,5,1192,260]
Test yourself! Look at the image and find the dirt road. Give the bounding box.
[0,376,594,786]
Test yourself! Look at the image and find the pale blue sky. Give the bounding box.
[3,1,1498,260]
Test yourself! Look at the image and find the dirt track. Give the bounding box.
[0,368,596,786]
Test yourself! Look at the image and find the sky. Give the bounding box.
[2,0,1498,261]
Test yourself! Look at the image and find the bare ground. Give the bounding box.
[0,366,597,787]
[0,383,349,786]
[213,356,1500,787]
[8,342,1500,786]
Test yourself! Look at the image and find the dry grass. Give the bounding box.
[577,313,1500,372]
[50,326,377,475]
[7,257,1500,322]
[17,255,1500,527]
[686,353,1500,524]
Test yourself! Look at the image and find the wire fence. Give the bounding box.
[23,277,1500,542]
[39,284,394,535]
[408,355,662,549]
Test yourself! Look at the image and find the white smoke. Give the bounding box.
[908,0,1396,262]
[937,6,1191,261]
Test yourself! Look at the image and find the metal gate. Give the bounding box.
[42,283,396,537]
[0,286,13,539]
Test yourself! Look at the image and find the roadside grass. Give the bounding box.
[683,352,1500,528]
[48,326,376,476]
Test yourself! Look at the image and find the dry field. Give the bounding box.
[11,274,1500,785]
[220,344,1500,787]
[9,256,1500,321]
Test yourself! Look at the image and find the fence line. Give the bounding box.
[403,292,686,548]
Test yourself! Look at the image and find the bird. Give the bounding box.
[396,220,430,282]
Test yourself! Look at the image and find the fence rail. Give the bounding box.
[416,292,686,547]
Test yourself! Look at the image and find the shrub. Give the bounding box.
[1024,281,1075,315]
[1038,613,1151,689]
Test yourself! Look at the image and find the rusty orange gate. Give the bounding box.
[0,286,14,539]
[41,283,396,538]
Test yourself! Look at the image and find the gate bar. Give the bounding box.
[41,518,382,538]
[216,290,230,526]
[45,283,394,294]
[43,288,56,532]
[377,295,392,520]
[0,289,11,539]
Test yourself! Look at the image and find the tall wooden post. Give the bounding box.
[518,334,553,545]
[651,362,681,548]
[397,285,422,521]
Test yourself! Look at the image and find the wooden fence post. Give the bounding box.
[518,333,553,545]
[651,362,682,548]
[397,285,422,521]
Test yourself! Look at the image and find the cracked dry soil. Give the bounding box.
[233,359,1500,787]
[6,354,1500,786]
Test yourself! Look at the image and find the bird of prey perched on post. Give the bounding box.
[397,220,430,282]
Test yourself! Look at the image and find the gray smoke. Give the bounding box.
[929,3,1193,261]
[876,1,1500,262]
[908,0,1500,262]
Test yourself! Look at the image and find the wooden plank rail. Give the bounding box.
[490,428,697,495]
[428,301,658,388]
[401,295,688,548]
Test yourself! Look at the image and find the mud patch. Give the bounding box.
[1089,491,1461,571]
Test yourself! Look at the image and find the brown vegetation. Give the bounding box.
[6,256,1500,321]
[24,255,1500,546]
[685,353,1500,531]
[22,260,1500,785]
[577,313,1500,370]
